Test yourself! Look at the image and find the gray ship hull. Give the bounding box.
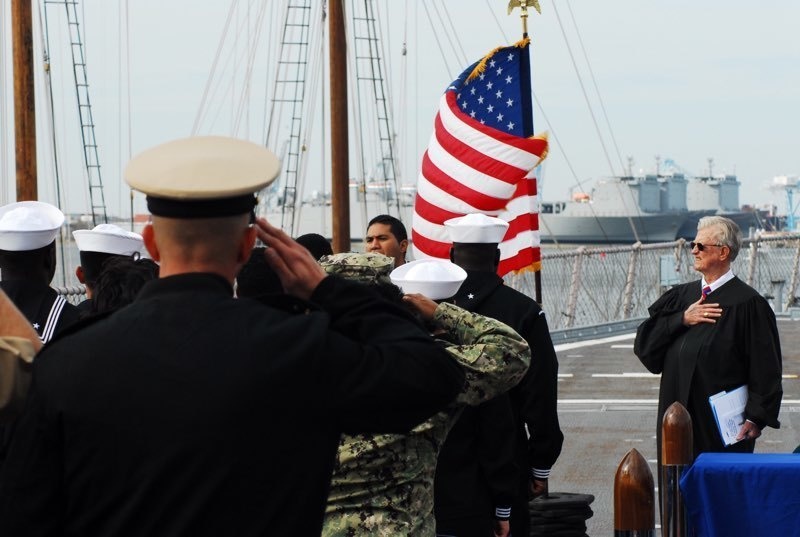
[677,210,762,239]
[539,212,689,244]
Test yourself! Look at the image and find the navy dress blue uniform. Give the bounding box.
[0,280,79,467]
[0,272,464,537]
[0,281,78,344]
[435,270,563,536]
[0,201,80,470]
[0,136,465,537]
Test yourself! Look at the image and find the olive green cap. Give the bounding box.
[318,252,394,285]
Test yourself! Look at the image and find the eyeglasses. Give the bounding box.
[689,241,724,252]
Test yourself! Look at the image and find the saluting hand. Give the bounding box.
[254,217,326,300]
[683,295,722,326]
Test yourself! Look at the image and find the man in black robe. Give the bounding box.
[635,215,782,463]
[0,136,465,537]
[434,214,563,537]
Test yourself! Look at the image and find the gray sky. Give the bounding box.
[2,0,799,219]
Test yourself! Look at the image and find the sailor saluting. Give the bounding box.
[0,136,464,537]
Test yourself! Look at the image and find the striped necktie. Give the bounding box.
[702,285,712,299]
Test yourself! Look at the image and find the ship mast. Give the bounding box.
[329,0,349,253]
[11,0,37,201]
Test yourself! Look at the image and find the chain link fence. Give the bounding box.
[507,234,800,331]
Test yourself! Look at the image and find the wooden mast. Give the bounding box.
[11,0,37,201]
[329,0,349,253]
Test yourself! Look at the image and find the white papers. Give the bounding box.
[709,385,748,446]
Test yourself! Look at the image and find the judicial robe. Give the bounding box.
[0,273,465,537]
[434,270,563,536]
[634,277,783,459]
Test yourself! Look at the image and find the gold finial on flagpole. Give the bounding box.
[507,0,541,37]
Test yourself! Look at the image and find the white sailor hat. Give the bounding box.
[72,224,143,255]
[444,213,509,244]
[390,258,467,300]
[124,136,281,218]
[0,201,65,251]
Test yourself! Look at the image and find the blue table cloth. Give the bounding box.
[680,453,800,537]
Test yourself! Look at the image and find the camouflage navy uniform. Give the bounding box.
[319,253,530,536]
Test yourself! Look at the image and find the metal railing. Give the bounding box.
[57,233,800,332]
[507,233,800,331]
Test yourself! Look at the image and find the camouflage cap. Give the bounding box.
[318,252,394,286]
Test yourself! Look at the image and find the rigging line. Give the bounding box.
[420,2,455,82]
[531,92,613,246]
[565,0,626,174]
[348,2,369,226]
[289,1,325,236]
[550,2,616,178]
[483,1,612,246]
[117,1,126,218]
[192,0,239,135]
[435,0,469,67]
[374,0,402,184]
[364,0,400,215]
[38,2,68,284]
[397,2,409,187]
[552,1,643,242]
[484,0,510,43]
[259,0,279,147]
[264,0,294,151]
[203,7,259,136]
[231,0,269,136]
[124,0,134,222]
[38,2,66,211]
[0,2,8,204]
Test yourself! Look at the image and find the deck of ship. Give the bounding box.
[547,315,800,535]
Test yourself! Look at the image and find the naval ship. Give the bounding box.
[538,172,706,244]
[539,169,764,244]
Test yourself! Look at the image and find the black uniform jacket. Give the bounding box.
[434,271,562,525]
[0,273,464,537]
[0,280,80,468]
[0,280,80,343]
[635,277,783,457]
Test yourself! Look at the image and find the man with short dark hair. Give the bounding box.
[365,214,408,267]
[0,136,465,537]
[72,223,144,315]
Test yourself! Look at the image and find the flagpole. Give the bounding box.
[508,0,544,305]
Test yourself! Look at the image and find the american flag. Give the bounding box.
[411,38,548,276]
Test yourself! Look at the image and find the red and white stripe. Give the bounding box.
[412,92,547,275]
